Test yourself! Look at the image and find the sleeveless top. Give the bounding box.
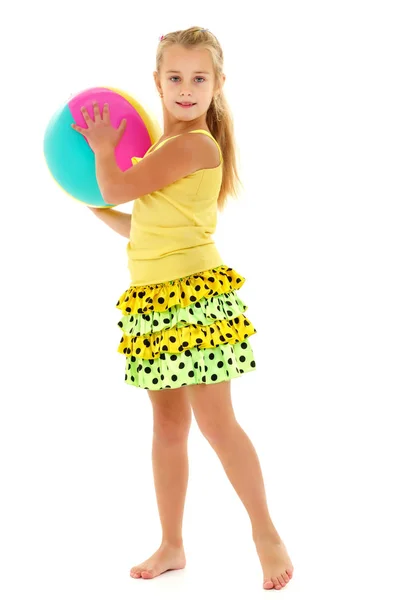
[126,129,224,286]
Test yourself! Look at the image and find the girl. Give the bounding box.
[72,26,294,591]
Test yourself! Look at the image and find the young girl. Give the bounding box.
[73,26,294,592]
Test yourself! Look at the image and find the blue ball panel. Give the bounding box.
[43,104,105,206]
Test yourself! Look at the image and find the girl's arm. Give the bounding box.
[88,206,131,239]
[95,133,220,206]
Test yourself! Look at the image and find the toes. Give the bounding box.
[130,569,141,578]
[272,577,281,589]
[141,569,155,578]
[286,567,294,578]
[282,572,290,584]
[277,575,286,587]
[263,579,274,589]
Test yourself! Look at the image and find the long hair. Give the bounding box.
[156,26,242,212]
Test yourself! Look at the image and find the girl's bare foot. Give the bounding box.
[130,542,186,579]
[254,534,294,590]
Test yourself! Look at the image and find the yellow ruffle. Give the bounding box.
[117,313,256,359]
[115,266,246,316]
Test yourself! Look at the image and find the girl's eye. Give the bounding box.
[170,77,205,83]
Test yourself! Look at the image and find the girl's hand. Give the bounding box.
[71,102,127,153]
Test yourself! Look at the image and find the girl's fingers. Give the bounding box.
[103,103,110,124]
[118,118,127,133]
[93,101,101,122]
[71,123,85,134]
[81,106,92,124]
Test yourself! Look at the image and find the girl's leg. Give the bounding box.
[130,386,192,579]
[187,380,294,591]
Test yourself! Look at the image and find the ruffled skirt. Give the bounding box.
[115,265,257,390]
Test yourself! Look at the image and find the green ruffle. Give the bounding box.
[117,290,247,337]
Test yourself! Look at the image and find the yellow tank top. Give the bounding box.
[126,129,224,286]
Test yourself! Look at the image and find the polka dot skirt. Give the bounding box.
[115,265,257,390]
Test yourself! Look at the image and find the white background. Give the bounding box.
[1,1,399,598]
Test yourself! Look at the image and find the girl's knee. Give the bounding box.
[149,387,192,443]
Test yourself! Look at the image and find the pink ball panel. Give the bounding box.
[68,87,151,170]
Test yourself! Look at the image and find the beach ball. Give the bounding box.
[43,87,161,208]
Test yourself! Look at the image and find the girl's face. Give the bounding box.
[156,45,219,122]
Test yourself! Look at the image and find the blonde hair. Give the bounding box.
[156,26,242,212]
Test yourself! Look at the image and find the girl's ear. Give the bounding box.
[153,71,162,95]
